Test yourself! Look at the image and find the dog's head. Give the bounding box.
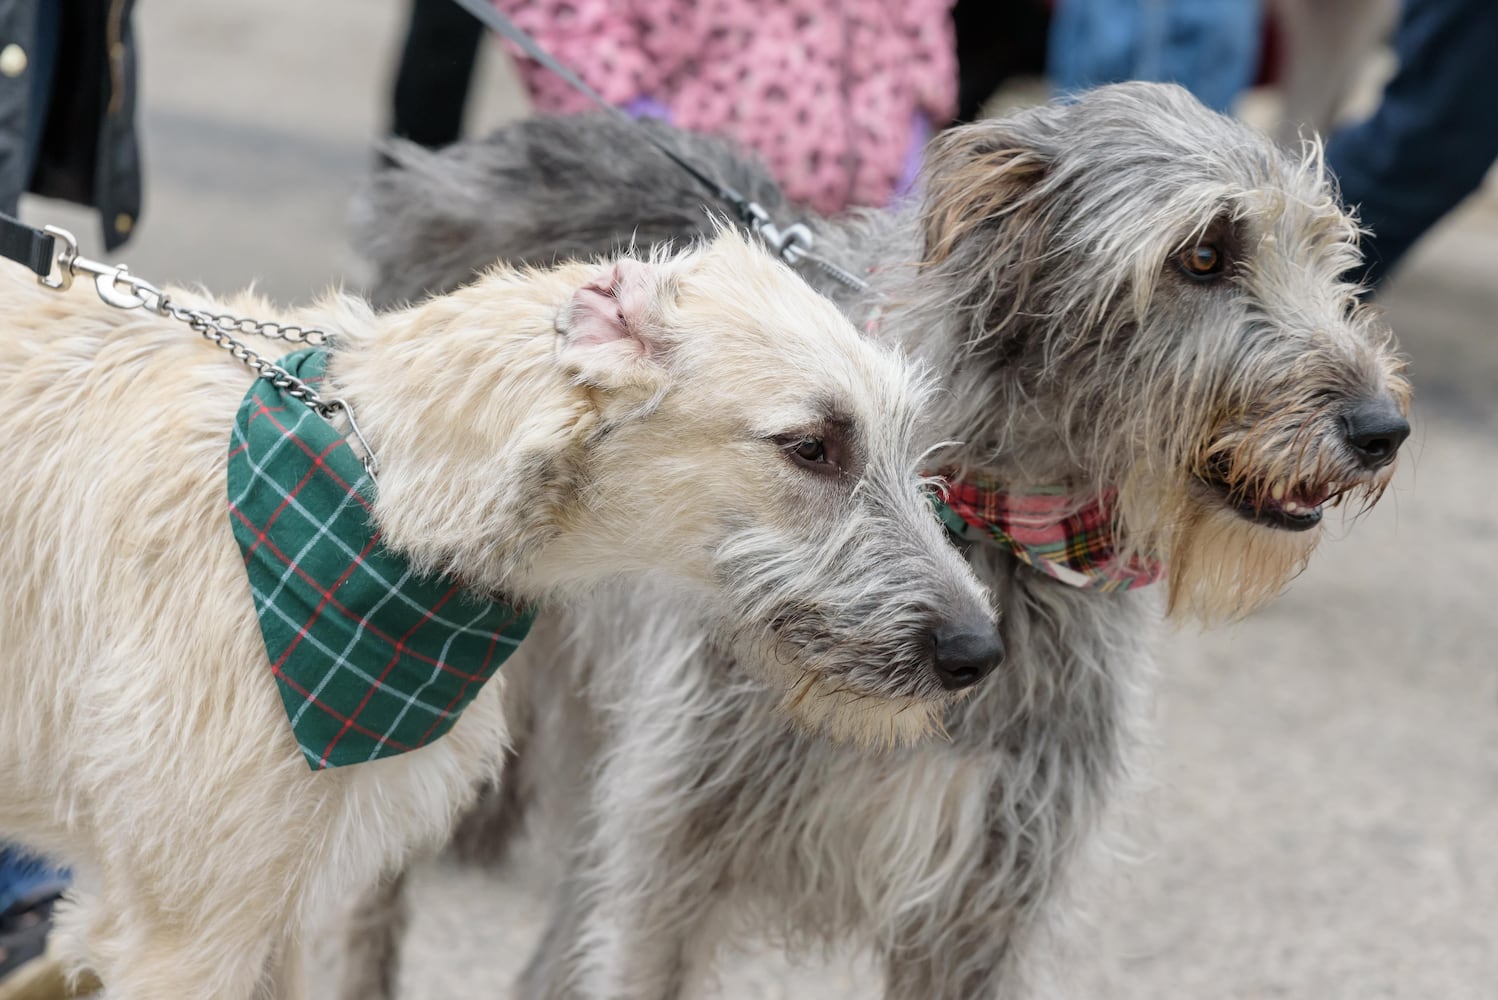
[547,231,1001,744]
[914,82,1410,620]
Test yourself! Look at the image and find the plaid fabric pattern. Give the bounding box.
[227,350,535,770]
[934,475,1165,592]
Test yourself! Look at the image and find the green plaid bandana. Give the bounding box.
[227,349,535,770]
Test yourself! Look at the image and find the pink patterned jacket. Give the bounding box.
[493,0,957,214]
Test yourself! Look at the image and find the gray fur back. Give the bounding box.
[356,115,799,309]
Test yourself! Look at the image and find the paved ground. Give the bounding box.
[22,3,1497,998]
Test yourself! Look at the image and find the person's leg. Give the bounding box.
[1047,0,1140,97]
[1048,0,1260,112]
[1326,0,1498,288]
[390,0,485,149]
[0,849,67,919]
[1148,0,1262,113]
[952,0,1052,123]
[0,846,70,992]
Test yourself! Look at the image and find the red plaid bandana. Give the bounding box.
[933,475,1164,592]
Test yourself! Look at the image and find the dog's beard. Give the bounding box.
[776,671,947,748]
[1161,498,1320,621]
[708,619,959,748]
[1111,396,1405,621]
[726,625,959,748]
[1110,472,1307,622]
[1117,469,1348,623]
[709,517,984,748]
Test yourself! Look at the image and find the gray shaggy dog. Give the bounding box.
[342,83,1410,998]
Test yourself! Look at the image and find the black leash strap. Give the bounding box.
[0,211,57,278]
[447,0,871,293]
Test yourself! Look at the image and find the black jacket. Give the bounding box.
[0,0,140,250]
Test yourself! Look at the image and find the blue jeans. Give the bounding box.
[1047,0,1263,113]
[1325,0,1498,288]
[0,847,67,916]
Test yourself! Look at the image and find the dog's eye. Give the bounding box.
[778,435,840,475]
[1177,244,1225,280]
[794,438,826,463]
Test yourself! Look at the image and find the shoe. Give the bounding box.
[0,894,97,1000]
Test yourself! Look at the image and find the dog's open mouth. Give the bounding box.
[1201,456,1338,532]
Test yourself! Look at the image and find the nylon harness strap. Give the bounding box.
[0,212,57,278]
[446,0,754,221]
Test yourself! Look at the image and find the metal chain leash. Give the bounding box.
[38,225,379,477]
[159,299,328,404]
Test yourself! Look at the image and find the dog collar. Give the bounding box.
[933,476,1164,592]
[227,349,535,770]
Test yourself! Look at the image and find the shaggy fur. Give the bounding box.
[0,232,995,999]
[346,83,1411,998]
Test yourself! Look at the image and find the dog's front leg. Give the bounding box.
[513,863,592,1000]
[50,890,290,1000]
[516,844,713,1000]
[518,722,728,1000]
[333,869,409,1000]
[259,930,309,1000]
[881,911,1026,1000]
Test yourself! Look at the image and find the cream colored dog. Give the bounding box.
[0,231,998,999]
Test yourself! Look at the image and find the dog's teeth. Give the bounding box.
[1284,500,1302,513]
[1270,481,1286,501]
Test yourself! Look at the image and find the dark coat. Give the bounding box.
[0,0,140,250]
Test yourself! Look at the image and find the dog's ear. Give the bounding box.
[558,258,671,393]
[920,120,1051,267]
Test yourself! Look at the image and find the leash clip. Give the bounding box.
[39,225,164,312]
[320,397,381,481]
[742,202,814,266]
[37,225,80,292]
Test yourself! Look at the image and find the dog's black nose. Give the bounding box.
[931,618,1003,691]
[1343,397,1410,470]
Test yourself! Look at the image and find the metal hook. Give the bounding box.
[322,397,381,481]
[39,225,79,291]
[37,224,165,312]
[94,265,162,311]
[743,201,816,267]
